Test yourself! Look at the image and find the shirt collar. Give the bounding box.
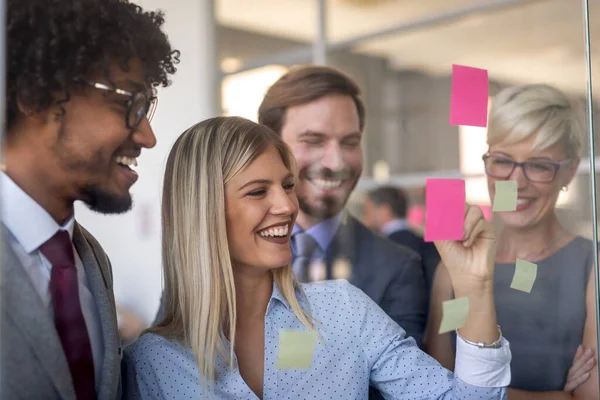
[292,211,344,252]
[269,278,289,311]
[1,172,74,253]
[381,218,409,236]
[267,276,311,315]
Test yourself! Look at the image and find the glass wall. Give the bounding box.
[218,0,600,395]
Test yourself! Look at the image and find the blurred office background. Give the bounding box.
[75,0,600,325]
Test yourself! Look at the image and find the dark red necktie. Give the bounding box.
[39,230,96,400]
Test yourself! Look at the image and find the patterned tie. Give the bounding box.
[292,232,319,282]
[39,230,96,400]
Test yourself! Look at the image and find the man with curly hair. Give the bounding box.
[1,0,179,398]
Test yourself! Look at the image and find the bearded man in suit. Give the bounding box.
[1,0,179,398]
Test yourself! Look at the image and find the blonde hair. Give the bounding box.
[487,84,584,159]
[148,116,314,393]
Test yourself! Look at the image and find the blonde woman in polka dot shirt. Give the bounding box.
[123,116,511,399]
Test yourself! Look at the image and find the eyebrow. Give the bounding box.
[298,130,362,139]
[491,152,556,162]
[237,172,294,191]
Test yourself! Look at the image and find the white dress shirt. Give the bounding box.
[1,172,104,389]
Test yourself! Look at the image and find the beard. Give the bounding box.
[297,192,344,220]
[296,165,360,220]
[54,122,134,215]
[81,183,133,214]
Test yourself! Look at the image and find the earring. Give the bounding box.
[561,185,568,192]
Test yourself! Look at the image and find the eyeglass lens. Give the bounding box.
[485,155,557,182]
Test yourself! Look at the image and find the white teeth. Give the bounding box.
[313,179,342,189]
[517,198,531,205]
[115,156,138,168]
[259,225,289,238]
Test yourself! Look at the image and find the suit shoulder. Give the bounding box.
[76,223,108,256]
[360,223,420,261]
[389,229,424,243]
[344,215,420,270]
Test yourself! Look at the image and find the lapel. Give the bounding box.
[72,223,120,400]
[1,229,75,400]
[323,213,362,282]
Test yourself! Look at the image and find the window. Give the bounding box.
[221,65,288,122]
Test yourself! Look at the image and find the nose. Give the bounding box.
[320,142,345,171]
[271,187,297,216]
[509,164,529,189]
[133,117,157,149]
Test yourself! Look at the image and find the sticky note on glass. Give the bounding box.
[450,64,489,127]
[424,179,465,242]
[276,330,318,369]
[511,258,537,293]
[439,297,470,334]
[493,180,518,212]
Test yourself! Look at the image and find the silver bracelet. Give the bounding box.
[456,325,503,349]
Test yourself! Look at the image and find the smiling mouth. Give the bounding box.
[115,156,139,184]
[258,224,290,238]
[115,156,138,169]
[310,178,343,190]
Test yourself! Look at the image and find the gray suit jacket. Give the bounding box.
[1,223,122,400]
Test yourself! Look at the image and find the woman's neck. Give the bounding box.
[233,267,274,322]
[496,214,570,262]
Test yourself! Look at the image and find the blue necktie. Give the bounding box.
[292,232,318,282]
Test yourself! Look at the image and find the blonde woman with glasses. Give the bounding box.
[426,84,599,399]
[123,116,511,399]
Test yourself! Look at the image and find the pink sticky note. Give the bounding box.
[450,65,489,127]
[477,204,493,221]
[425,179,465,242]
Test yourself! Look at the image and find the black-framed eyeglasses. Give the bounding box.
[79,80,157,129]
[482,153,572,183]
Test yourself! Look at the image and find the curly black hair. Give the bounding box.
[7,0,181,129]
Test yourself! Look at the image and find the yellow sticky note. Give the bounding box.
[511,258,537,293]
[438,297,469,334]
[493,180,518,212]
[276,330,318,369]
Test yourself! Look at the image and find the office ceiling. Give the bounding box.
[217,0,600,96]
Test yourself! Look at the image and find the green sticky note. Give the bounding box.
[493,180,518,212]
[276,330,318,369]
[438,297,470,334]
[511,258,537,293]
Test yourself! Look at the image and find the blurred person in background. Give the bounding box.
[124,116,511,399]
[1,0,178,398]
[425,83,599,399]
[363,185,441,303]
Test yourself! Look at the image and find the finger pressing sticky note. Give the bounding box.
[511,258,537,293]
[493,180,518,212]
[439,297,470,334]
[450,64,489,127]
[424,178,465,242]
[276,330,318,369]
